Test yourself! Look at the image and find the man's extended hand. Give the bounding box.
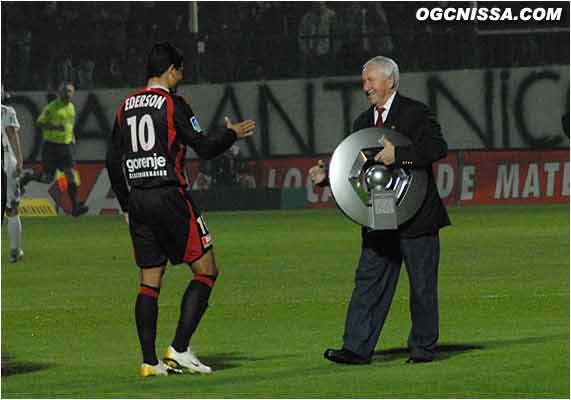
[309,159,327,185]
[225,116,256,139]
[374,137,395,166]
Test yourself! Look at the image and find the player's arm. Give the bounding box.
[192,125,236,160]
[5,125,23,177]
[174,97,255,160]
[392,104,447,168]
[105,118,129,212]
[37,105,64,131]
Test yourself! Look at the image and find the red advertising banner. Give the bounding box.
[459,150,569,205]
[21,150,569,216]
[183,150,568,208]
[431,153,459,206]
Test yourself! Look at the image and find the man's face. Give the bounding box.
[60,84,75,102]
[362,64,394,107]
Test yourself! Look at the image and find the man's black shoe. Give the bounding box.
[72,203,89,217]
[324,348,371,365]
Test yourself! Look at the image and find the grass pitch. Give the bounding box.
[1,205,569,398]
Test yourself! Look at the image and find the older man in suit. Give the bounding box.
[309,56,451,364]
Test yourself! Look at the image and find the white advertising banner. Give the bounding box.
[6,65,569,161]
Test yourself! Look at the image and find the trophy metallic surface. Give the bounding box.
[329,127,428,230]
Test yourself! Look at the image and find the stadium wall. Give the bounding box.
[7,65,569,162]
[20,149,569,216]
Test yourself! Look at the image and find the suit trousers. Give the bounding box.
[342,233,440,359]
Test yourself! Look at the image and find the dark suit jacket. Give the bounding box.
[351,92,451,240]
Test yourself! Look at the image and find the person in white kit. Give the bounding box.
[2,84,24,263]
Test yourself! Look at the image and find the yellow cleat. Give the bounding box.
[140,361,182,377]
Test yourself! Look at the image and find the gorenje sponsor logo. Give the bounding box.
[125,153,168,179]
[416,7,563,22]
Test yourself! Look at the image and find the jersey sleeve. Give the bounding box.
[393,103,447,169]
[5,107,20,129]
[172,96,236,160]
[105,114,129,212]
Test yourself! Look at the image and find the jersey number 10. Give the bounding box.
[127,114,156,152]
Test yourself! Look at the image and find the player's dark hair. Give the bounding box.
[146,42,184,80]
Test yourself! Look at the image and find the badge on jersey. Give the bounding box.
[190,116,202,132]
[201,234,212,247]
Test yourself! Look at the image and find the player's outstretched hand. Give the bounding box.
[225,116,256,139]
[309,159,327,185]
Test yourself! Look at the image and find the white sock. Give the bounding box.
[7,215,22,251]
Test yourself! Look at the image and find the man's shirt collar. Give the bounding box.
[148,84,169,92]
[374,91,397,125]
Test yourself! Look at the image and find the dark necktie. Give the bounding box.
[375,107,385,127]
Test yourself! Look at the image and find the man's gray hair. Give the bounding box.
[363,56,400,90]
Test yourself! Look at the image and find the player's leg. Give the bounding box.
[137,265,181,377]
[62,167,78,213]
[165,250,216,374]
[4,155,23,262]
[163,190,215,373]
[128,192,180,377]
[136,265,165,367]
[20,144,55,188]
[173,249,218,350]
[20,169,53,185]
[63,166,88,217]
[6,208,23,263]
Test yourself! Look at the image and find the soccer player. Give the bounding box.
[20,82,88,217]
[106,42,255,377]
[2,84,24,263]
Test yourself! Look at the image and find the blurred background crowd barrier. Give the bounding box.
[2,1,569,90]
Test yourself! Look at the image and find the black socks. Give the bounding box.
[171,275,216,353]
[135,284,160,365]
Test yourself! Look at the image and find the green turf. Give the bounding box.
[1,205,569,398]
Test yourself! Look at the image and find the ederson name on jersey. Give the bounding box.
[124,94,166,111]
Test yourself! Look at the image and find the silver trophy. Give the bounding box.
[329,127,428,230]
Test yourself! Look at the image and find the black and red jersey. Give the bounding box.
[106,86,236,211]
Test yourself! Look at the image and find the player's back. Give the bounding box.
[107,82,240,213]
[114,87,187,189]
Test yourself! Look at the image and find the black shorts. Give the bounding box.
[42,142,75,175]
[128,186,213,268]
